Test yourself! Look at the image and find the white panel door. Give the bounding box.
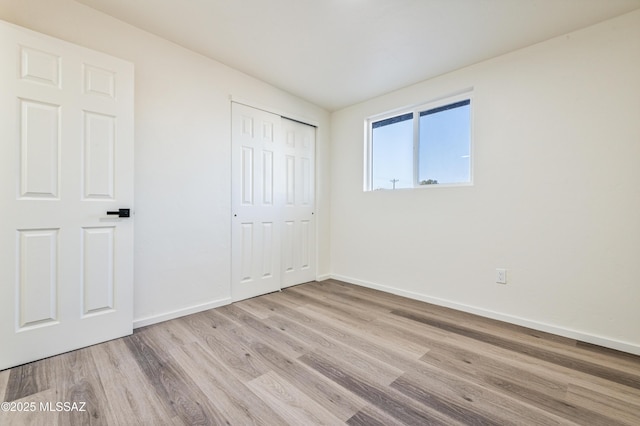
[0,21,134,370]
[281,118,316,287]
[231,103,283,301]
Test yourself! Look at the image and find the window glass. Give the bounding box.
[418,100,471,185]
[371,112,413,190]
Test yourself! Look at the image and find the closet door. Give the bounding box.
[231,103,283,301]
[231,103,316,301]
[281,118,316,287]
[0,20,134,370]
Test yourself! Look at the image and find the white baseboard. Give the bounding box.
[315,273,332,281]
[330,274,640,356]
[133,297,231,329]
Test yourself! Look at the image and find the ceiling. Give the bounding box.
[75,0,640,111]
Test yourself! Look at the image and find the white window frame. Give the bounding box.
[364,90,474,191]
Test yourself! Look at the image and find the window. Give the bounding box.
[366,93,472,191]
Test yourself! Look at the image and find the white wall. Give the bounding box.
[0,0,331,326]
[330,10,640,354]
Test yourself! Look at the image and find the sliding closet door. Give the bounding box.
[281,118,316,287]
[231,103,316,301]
[231,103,283,301]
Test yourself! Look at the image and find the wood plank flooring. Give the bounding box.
[1,279,639,425]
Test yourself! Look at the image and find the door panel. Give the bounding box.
[281,118,316,288]
[231,103,282,301]
[0,20,134,370]
[20,99,60,198]
[17,228,59,329]
[81,226,115,315]
[83,111,116,199]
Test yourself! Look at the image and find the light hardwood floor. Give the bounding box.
[1,280,639,425]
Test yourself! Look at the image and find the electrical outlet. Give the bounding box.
[496,268,507,284]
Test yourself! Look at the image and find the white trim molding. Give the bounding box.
[133,297,231,329]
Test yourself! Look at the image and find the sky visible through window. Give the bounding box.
[419,101,470,184]
[371,101,470,190]
[372,114,414,190]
